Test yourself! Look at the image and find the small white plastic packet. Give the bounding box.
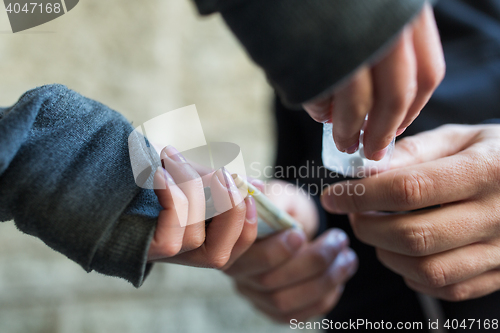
[322,122,395,177]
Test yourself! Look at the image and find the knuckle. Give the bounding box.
[310,249,331,272]
[390,171,431,207]
[160,242,182,258]
[188,234,205,251]
[421,60,446,92]
[232,200,247,218]
[259,250,279,269]
[396,137,425,162]
[353,97,372,115]
[372,133,398,153]
[387,93,410,113]
[417,259,448,288]
[401,223,435,256]
[207,253,231,270]
[254,274,276,290]
[269,292,290,313]
[443,284,471,302]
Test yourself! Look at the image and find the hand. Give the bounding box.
[148,145,258,270]
[321,124,500,301]
[225,181,357,322]
[258,179,320,239]
[303,3,445,161]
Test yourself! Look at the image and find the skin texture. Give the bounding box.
[148,146,258,270]
[225,180,358,323]
[321,124,500,301]
[303,3,445,161]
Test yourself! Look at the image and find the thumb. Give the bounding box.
[390,124,477,169]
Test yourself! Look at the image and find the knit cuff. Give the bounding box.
[89,211,157,288]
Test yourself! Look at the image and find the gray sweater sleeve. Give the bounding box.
[0,84,162,288]
[193,0,427,106]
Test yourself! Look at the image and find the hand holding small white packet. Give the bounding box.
[322,122,395,177]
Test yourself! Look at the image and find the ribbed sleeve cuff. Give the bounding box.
[90,213,157,288]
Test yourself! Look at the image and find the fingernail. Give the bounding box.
[338,249,357,269]
[160,166,175,184]
[330,249,357,282]
[154,167,167,189]
[165,145,186,163]
[326,229,348,249]
[249,178,265,191]
[216,168,242,206]
[396,127,407,136]
[245,195,257,224]
[283,229,305,252]
[345,142,359,154]
[345,250,358,276]
[155,166,175,186]
[370,146,389,161]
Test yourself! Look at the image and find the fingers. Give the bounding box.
[210,168,238,214]
[405,269,500,302]
[348,201,500,256]
[390,124,478,169]
[148,168,187,260]
[398,3,445,133]
[377,242,500,290]
[331,66,373,153]
[159,171,248,268]
[196,169,247,268]
[261,179,320,239]
[161,146,206,226]
[321,153,484,213]
[224,229,306,277]
[239,229,350,292]
[363,27,417,161]
[303,4,444,162]
[221,195,259,270]
[280,286,343,323]
[249,178,265,192]
[237,247,356,318]
[161,146,206,253]
[253,286,344,324]
[303,95,334,123]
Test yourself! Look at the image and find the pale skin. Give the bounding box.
[148,147,357,321]
[224,4,446,320]
[322,124,500,302]
[303,3,445,161]
[224,180,358,323]
[147,2,447,316]
[147,145,258,270]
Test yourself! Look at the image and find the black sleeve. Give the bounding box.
[0,85,162,288]
[482,119,500,124]
[192,0,427,106]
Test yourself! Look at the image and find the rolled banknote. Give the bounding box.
[231,174,301,238]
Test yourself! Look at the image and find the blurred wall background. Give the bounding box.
[0,1,319,333]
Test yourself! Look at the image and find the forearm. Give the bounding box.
[0,85,161,287]
[193,0,427,106]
